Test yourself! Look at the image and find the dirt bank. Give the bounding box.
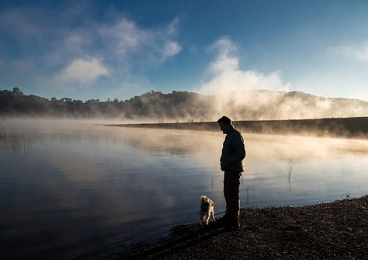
[117,195,368,260]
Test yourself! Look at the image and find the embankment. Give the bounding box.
[105,117,368,139]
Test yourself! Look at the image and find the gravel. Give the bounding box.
[117,195,368,260]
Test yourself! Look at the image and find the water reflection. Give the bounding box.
[0,118,368,259]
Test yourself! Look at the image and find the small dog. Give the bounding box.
[199,195,216,225]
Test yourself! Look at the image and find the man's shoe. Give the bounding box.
[225,224,240,231]
[224,219,240,231]
[216,215,229,225]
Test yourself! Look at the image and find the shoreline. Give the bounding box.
[114,195,368,260]
[104,116,368,139]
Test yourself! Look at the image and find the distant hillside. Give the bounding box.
[1,88,368,121]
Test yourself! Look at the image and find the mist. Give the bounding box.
[2,85,368,124]
[194,37,368,121]
[207,89,368,121]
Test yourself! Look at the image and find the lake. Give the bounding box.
[1,118,368,259]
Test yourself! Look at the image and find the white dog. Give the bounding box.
[199,195,216,225]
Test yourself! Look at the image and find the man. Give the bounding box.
[217,116,246,230]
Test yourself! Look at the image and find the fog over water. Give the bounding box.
[1,118,368,259]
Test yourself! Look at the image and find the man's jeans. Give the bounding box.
[224,171,241,223]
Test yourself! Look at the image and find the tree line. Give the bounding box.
[0,88,215,121]
[2,87,368,121]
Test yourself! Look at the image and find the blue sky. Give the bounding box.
[1,0,368,102]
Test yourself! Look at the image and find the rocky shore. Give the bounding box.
[116,195,368,260]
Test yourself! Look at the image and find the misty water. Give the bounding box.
[1,118,368,259]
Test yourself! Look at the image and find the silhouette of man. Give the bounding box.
[217,116,246,230]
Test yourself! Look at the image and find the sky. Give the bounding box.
[1,0,368,102]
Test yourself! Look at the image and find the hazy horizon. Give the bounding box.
[2,88,368,122]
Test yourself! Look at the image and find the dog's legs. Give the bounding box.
[199,212,207,225]
[209,210,216,223]
[211,212,216,222]
[199,212,205,225]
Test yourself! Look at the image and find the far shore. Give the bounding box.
[105,116,368,139]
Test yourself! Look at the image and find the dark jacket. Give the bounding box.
[220,125,246,172]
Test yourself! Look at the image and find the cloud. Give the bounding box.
[198,37,289,95]
[97,16,181,67]
[208,37,238,73]
[329,42,368,62]
[56,57,109,84]
[161,40,182,62]
[0,3,182,93]
[98,18,146,59]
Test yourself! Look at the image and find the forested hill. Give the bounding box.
[1,87,368,121]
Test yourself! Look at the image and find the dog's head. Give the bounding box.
[200,195,214,207]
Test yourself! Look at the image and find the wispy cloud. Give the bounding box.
[98,17,182,67]
[329,42,368,62]
[198,37,289,95]
[56,57,109,84]
[98,18,148,60]
[161,40,182,62]
[208,36,238,73]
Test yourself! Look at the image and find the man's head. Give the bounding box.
[217,116,232,132]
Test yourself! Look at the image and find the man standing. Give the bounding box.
[217,116,246,230]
